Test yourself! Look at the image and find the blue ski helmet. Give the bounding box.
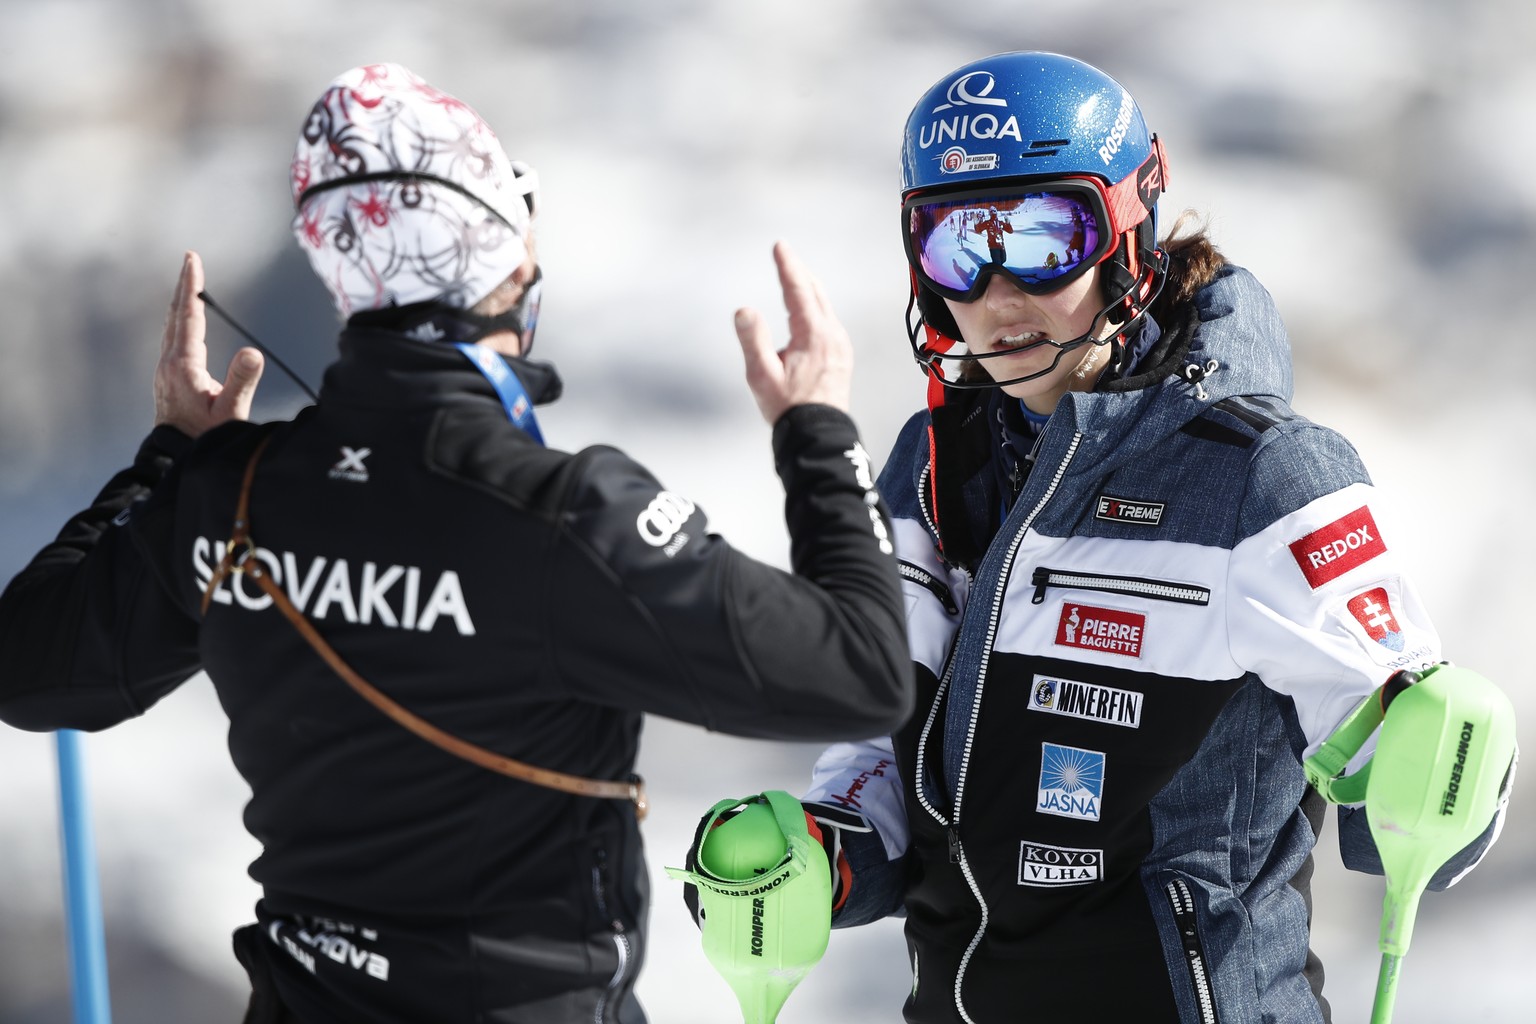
[900,52,1169,389]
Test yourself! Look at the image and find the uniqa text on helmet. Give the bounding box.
[917,114,1025,150]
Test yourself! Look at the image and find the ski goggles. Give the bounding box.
[903,180,1117,300]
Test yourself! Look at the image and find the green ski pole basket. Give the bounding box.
[666,790,833,1024]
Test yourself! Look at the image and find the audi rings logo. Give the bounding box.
[637,490,696,549]
[932,71,1009,112]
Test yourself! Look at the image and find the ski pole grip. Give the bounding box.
[665,792,833,1024]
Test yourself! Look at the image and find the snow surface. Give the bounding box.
[2,1,1534,1021]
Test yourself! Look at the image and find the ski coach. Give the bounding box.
[690,51,1518,1023]
[0,63,912,1023]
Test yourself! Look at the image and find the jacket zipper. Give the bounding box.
[1031,567,1211,606]
[914,432,1081,1024]
[953,434,1080,815]
[1165,878,1219,1024]
[917,461,940,544]
[590,848,631,1024]
[899,561,958,614]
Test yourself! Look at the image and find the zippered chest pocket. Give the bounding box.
[1031,567,1211,606]
[901,560,960,614]
[899,559,968,678]
[1014,566,1220,670]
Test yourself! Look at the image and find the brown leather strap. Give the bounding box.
[201,435,271,615]
[201,437,647,819]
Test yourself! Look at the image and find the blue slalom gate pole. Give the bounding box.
[55,728,113,1024]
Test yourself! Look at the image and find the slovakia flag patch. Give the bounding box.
[1347,587,1406,651]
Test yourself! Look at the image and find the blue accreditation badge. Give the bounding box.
[454,342,546,446]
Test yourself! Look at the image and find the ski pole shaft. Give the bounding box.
[1370,952,1402,1024]
[56,729,113,1024]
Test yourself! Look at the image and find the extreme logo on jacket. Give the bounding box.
[191,536,476,635]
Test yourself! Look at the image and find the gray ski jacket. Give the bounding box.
[802,265,1507,1024]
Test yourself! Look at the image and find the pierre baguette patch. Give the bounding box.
[1288,506,1386,588]
[1055,603,1145,658]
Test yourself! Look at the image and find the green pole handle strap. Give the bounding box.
[666,791,833,1024]
[1304,685,1385,806]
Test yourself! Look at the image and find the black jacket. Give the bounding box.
[0,329,913,1023]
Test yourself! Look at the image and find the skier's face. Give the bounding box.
[473,241,541,357]
[943,265,1110,415]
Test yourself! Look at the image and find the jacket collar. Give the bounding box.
[319,327,564,412]
[1054,263,1294,470]
[923,263,1295,560]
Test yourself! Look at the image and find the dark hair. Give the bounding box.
[1149,211,1227,328]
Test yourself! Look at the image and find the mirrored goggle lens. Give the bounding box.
[908,190,1104,295]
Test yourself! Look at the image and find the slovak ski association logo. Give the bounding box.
[1347,587,1405,651]
[938,146,1000,174]
[1037,743,1105,822]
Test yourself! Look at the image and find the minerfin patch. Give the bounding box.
[1030,675,1143,729]
[1018,840,1104,887]
[1036,743,1105,822]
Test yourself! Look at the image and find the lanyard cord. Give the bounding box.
[454,342,545,445]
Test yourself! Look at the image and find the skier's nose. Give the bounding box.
[981,272,1030,312]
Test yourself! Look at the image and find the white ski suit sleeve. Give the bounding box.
[798,516,966,925]
[1229,480,1512,887]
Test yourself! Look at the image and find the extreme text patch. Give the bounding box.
[1030,676,1142,728]
[1018,841,1104,887]
[1055,604,1145,658]
[1288,506,1386,588]
[1094,494,1165,526]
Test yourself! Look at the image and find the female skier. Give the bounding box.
[689,51,1513,1023]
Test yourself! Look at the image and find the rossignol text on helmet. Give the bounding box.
[899,51,1169,390]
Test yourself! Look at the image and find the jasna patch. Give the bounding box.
[1036,743,1105,822]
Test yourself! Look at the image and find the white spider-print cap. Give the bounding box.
[290,63,539,317]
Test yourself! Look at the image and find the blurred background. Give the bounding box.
[1,0,1533,1020]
